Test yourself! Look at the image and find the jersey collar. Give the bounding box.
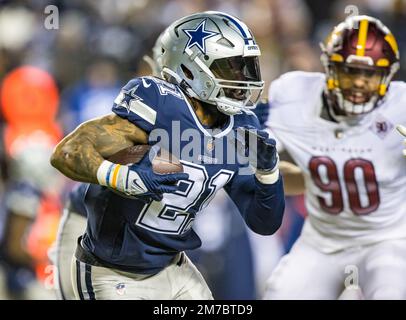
[180,90,234,138]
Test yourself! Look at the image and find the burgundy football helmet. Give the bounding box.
[320,15,400,121]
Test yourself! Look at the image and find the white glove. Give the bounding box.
[396,125,406,157]
[96,150,188,201]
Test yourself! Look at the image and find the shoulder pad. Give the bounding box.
[234,110,261,129]
[268,71,325,106]
[112,77,183,132]
[387,81,406,102]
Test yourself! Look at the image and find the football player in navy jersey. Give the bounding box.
[50,11,285,300]
[52,31,170,301]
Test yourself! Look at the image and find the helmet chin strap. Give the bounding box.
[337,91,377,115]
[344,98,375,115]
[162,67,198,99]
[216,103,242,115]
[327,104,365,126]
[162,67,246,116]
[324,89,373,126]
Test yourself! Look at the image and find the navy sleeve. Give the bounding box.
[112,77,160,133]
[224,173,285,235]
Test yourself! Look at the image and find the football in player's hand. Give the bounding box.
[107,145,183,174]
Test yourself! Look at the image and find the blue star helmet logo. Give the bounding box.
[183,19,219,54]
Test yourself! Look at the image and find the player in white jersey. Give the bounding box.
[264,15,406,299]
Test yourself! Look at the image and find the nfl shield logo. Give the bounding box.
[206,138,214,152]
[115,282,126,296]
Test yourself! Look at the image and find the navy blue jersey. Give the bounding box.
[74,76,284,274]
[253,100,271,129]
[68,183,88,217]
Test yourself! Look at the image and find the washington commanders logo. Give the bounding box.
[369,114,393,139]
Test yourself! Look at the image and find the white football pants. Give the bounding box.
[71,251,213,300]
[54,207,87,300]
[263,236,406,300]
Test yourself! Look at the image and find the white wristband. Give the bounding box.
[255,168,280,185]
[97,160,117,187]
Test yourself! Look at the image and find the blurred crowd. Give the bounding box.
[0,0,405,299]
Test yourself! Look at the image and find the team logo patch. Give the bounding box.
[183,19,219,54]
[369,114,393,139]
[114,85,143,114]
[115,282,126,296]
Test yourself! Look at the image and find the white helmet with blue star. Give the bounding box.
[160,11,264,115]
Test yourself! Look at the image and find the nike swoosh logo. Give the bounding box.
[132,179,146,193]
[141,78,151,88]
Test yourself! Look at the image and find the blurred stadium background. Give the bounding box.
[0,0,405,300]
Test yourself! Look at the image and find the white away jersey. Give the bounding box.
[267,71,406,252]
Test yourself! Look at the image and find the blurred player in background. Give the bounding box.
[264,15,406,300]
[53,183,87,300]
[50,11,285,300]
[0,66,63,299]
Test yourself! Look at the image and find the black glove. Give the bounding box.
[237,125,279,173]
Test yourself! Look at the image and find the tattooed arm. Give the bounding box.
[50,113,148,184]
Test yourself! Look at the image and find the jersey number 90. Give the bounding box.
[309,156,380,215]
